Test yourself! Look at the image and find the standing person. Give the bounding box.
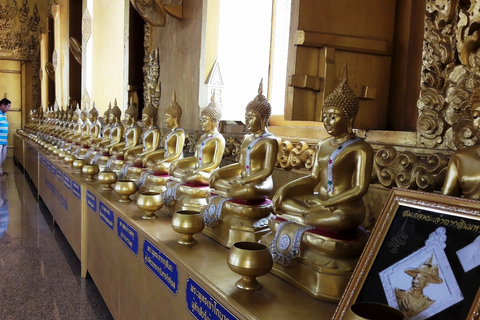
[0,98,11,177]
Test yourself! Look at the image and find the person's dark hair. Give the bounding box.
[0,98,11,106]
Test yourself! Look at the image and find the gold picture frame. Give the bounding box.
[333,188,480,320]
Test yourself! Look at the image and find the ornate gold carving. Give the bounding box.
[373,146,449,191]
[224,135,241,159]
[0,0,40,60]
[418,1,480,150]
[277,140,315,170]
[143,48,160,109]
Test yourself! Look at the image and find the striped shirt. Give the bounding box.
[0,112,8,145]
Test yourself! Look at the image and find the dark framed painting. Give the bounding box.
[334,188,480,320]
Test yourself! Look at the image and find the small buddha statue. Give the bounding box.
[442,88,480,199]
[94,102,124,169]
[202,80,278,246]
[109,99,141,158]
[73,106,91,145]
[84,103,102,146]
[260,65,373,301]
[106,100,141,173]
[141,91,185,192]
[144,91,185,172]
[65,105,83,144]
[120,102,160,180]
[89,103,113,150]
[163,94,225,214]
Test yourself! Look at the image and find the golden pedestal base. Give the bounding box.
[259,217,368,302]
[142,174,170,193]
[124,165,144,182]
[202,195,272,248]
[162,180,210,216]
[106,157,124,173]
[76,146,89,158]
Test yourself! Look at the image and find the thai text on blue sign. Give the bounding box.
[117,217,138,255]
[86,190,97,212]
[72,181,81,199]
[99,201,114,230]
[49,161,55,174]
[63,174,71,189]
[143,239,178,294]
[56,167,62,181]
[186,278,237,320]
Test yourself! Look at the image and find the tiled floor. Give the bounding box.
[0,158,113,320]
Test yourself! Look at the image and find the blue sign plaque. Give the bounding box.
[143,239,178,294]
[72,181,81,199]
[63,174,71,189]
[99,201,114,230]
[86,190,97,212]
[186,278,237,320]
[117,217,138,255]
[56,167,62,181]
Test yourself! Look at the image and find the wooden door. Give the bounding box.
[285,0,396,130]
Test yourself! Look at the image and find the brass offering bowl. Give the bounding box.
[47,145,55,154]
[97,171,118,190]
[82,164,100,181]
[344,302,404,320]
[72,158,87,174]
[136,192,163,220]
[58,150,67,159]
[52,148,60,157]
[63,154,76,167]
[114,180,137,203]
[171,210,205,245]
[227,242,273,290]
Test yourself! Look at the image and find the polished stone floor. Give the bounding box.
[0,158,113,320]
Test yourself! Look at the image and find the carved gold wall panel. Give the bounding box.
[418,0,480,150]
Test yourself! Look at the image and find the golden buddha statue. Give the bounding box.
[141,91,185,193]
[89,103,113,150]
[163,94,225,214]
[203,80,278,247]
[64,105,83,146]
[73,106,91,146]
[145,91,185,171]
[93,102,124,169]
[76,104,101,158]
[442,89,480,199]
[260,66,373,302]
[120,102,160,180]
[107,100,141,172]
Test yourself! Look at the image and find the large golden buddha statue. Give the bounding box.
[202,80,278,246]
[260,66,373,302]
[141,91,185,193]
[443,89,480,199]
[163,95,225,214]
[120,102,160,180]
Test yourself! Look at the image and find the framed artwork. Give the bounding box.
[333,188,480,320]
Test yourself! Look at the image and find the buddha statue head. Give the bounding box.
[470,88,480,138]
[322,64,359,134]
[164,90,182,128]
[245,79,271,132]
[67,106,74,122]
[142,104,158,127]
[200,93,222,132]
[89,103,99,122]
[104,102,112,124]
[73,105,81,122]
[110,99,122,123]
[81,104,89,122]
[125,98,138,125]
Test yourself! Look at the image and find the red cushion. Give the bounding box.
[229,197,271,206]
